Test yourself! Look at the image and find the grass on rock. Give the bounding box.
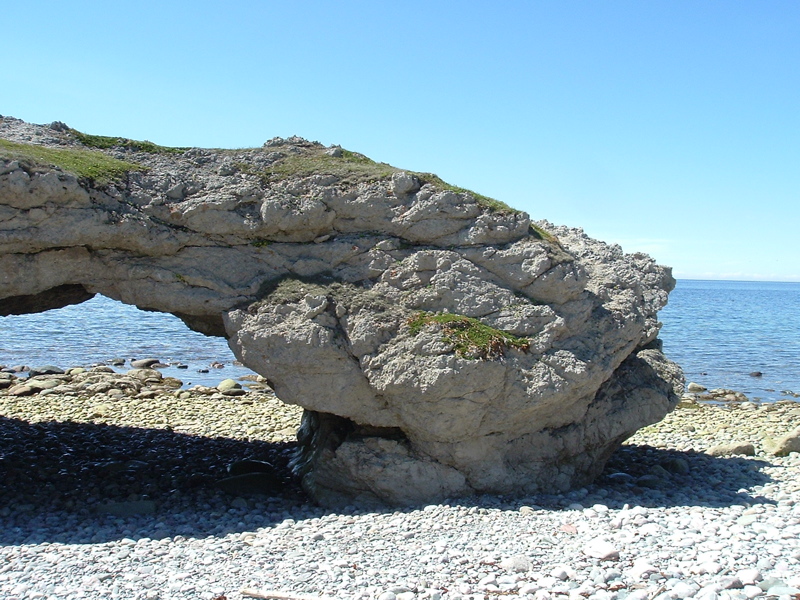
[0,138,145,186]
[70,129,188,155]
[2,124,527,217]
[529,223,557,242]
[408,311,530,359]
[261,145,518,214]
[413,172,515,213]
[265,147,397,185]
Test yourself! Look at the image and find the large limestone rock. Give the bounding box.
[0,116,684,506]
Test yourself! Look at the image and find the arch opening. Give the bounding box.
[0,294,258,388]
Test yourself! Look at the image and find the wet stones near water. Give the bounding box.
[679,386,800,406]
[695,388,751,403]
[129,358,167,369]
[8,383,35,396]
[217,378,246,396]
[27,365,65,376]
[0,365,287,429]
[684,383,800,402]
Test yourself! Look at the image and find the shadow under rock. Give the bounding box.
[0,416,310,546]
[423,444,776,515]
[584,443,776,509]
[0,416,780,545]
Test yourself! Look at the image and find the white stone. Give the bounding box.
[500,555,532,573]
[627,560,659,579]
[742,585,763,599]
[582,539,619,561]
[736,569,762,585]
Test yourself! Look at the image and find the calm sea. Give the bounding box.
[0,295,256,388]
[659,279,800,401]
[1,280,798,399]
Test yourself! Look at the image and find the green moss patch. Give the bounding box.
[0,138,145,185]
[408,311,529,359]
[259,145,520,214]
[529,223,556,242]
[413,172,516,214]
[70,129,188,155]
[265,147,398,185]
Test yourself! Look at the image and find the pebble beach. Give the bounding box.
[1,366,800,600]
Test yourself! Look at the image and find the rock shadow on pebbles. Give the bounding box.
[595,444,774,508]
[0,415,307,545]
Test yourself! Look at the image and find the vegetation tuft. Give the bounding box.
[70,129,188,155]
[0,138,145,185]
[256,146,520,214]
[408,311,530,359]
[528,222,556,242]
[264,147,397,185]
[413,172,516,214]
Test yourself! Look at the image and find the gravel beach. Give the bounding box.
[1,367,799,600]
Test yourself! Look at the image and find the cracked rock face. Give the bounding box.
[0,116,684,506]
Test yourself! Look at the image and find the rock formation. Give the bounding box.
[0,116,684,506]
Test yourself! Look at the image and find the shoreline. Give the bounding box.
[1,367,799,600]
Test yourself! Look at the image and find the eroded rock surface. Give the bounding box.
[0,116,683,505]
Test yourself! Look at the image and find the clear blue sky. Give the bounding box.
[5,1,799,281]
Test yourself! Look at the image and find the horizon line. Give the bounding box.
[676,277,800,284]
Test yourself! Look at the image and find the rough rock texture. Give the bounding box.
[0,116,684,506]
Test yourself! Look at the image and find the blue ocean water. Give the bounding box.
[0,295,256,388]
[1,281,798,399]
[659,279,800,401]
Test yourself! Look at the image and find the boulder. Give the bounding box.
[707,442,756,457]
[130,358,163,369]
[764,428,800,456]
[0,116,684,506]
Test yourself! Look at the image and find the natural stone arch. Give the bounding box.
[0,117,684,506]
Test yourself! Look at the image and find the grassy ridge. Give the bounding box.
[412,172,515,213]
[70,129,188,155]
[1,125,529,217]
[0,138,145,185]
[261,148,397,185]
[261,146,518,214]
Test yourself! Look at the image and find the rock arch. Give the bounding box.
[0,117,683,506]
